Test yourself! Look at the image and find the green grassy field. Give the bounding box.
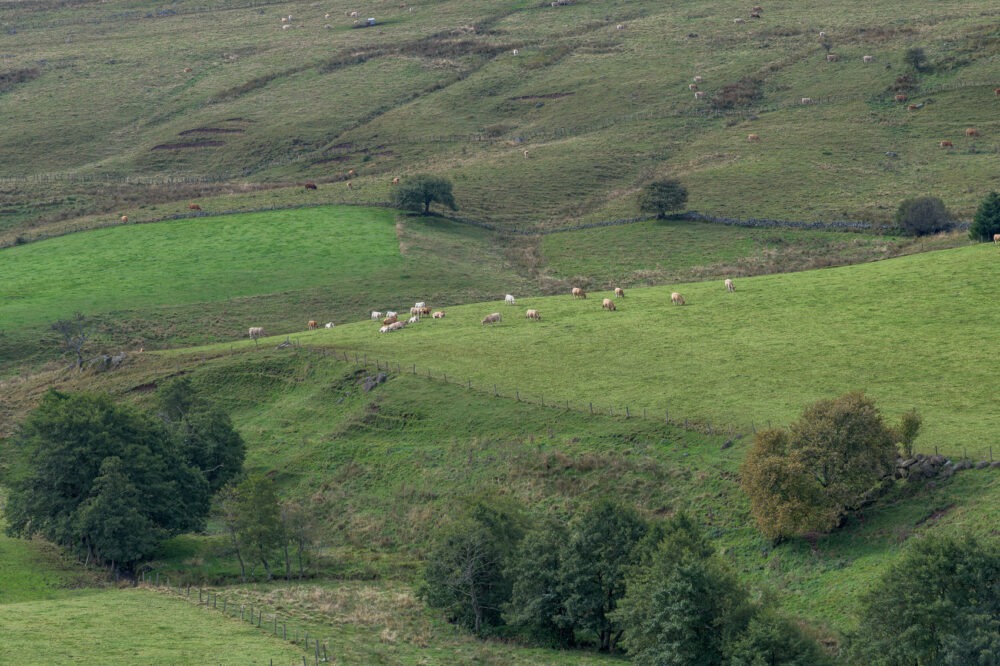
[1,0,998,236]
[0,588,309,665]
[234,242,1000,460]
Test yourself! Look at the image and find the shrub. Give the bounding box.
[895,196,952,236]
[903,46,929,71]
[710,76,764,110]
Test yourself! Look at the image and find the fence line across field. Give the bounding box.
[139,575,328,665]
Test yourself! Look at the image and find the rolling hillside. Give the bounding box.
[1,0,998,236]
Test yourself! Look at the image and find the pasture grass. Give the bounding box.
[0,588,308,665]
[212,242,1000,460]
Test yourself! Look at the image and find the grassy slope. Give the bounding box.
[241,242,1000,459]
[1,0,999,234]
[14,349,996,642]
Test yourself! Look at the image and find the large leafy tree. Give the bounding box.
[422,500,525,636]
[391,174,458,215]
[740,392,903,539]
[848,534,1000,666]
[638,179,689,219]
[157,378,245,493]
[5,391,210,571]
[556,501,648,652]
[504,521,576,647]
[614,513,830,666]
[969,191,1000,242]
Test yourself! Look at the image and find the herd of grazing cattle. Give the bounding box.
[245,279,740,343]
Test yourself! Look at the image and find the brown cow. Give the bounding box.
[694,91,705,99]
[940,140,954,148]
[747,133,760,142]
[826,54,838,62]
[347,169,356,177]
[614,287,625,298]
[572,287,587,299]
[689,83,699,91]
[304,182,318,189]
[995,88,1000,97]
[432,311,446,318]
[391,177,400,185]
[346,181,353,190]
[382,315,398,326]
[189,203,202,211]
[602,298,616,311]
[966,128,979,137]
[120,215,128,223]
[308,320,318,330]
[894,94,907,103]
[481,312,502,325]
[525,309,540,320]
[725,278,735,292]
[907,104,919,111]
[994,234,1000,245]
[419,306,431,316]
[671,292,686,305]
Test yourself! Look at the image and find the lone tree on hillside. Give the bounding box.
[903,46,929,72]
[391,174,458,215]
[895,196,952,236]
[740,392,913,540]
[969,191,1000,242]
[638,179,689,219]
[51,312,90,370]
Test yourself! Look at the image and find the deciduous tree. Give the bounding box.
[391,175,458,215]
[740,392,903,539]
[5,391,209,571]
[848,533,1000,665]
[638,179,689,219]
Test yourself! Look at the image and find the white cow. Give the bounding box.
[371,311,383,320]
[505,294,516,305]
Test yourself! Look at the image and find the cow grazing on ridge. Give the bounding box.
[602,298,616,311]
[725,278,735,292]
[671,292,686,305]
[614,287,625,298]
[572,287,586,299]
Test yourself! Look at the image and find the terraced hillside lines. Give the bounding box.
[0,206,399,331]
[301,244,999,458]
[2,0,999,233]
[0,588,306,665]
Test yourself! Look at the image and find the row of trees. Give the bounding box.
[422,501,829,663]
[215,475,317,582]
[5,380,245,572]
[388,172,1000,243]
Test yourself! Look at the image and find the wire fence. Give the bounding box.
[233,339,1000,463]
[273,341,761,441]
[139,573,329,666]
